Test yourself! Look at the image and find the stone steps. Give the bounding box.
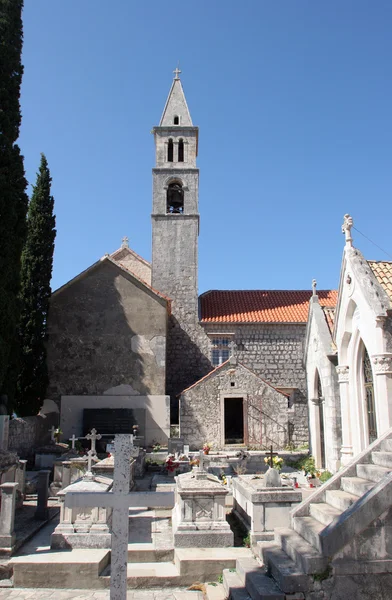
[127,543,174,562]
[356,463,390,482]
[125,561,180,587]
[292,516,325,553]
[257,542,310,594]
[204,582,228,600]
[272,528,328,574]
[371,451,392,469]
[308,502,341,527]
[340,476,374,496]
[223,568,252,599]
[325,489,359,511]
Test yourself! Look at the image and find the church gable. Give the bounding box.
[110,243,152,286]
[179,360,290,450]
[47,258,168,403]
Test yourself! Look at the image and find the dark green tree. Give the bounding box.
[15,154,56,416]
[0,0,28,397]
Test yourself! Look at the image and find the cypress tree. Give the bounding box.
[15,154,56,416]
[0,0,28,395]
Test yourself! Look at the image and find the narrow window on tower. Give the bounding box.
[167,182,184,214]
[167,138,174,162]
[178,139,184,162]
[174,115,179,125]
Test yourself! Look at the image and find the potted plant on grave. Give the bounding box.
[302,456,320,487]
[54,428,63,443]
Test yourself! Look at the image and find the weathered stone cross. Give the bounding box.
[173,66,181,79]
[266,445,278,469]
[64,435,174,600]
[69,434,78,450]
[86,428,102,456]
[48,426,56,443]
[198,449,205,472]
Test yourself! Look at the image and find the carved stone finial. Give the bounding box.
[121,236,129,249]
[312,279,317,296]
[173,66,181,80]
[342,214,354,247]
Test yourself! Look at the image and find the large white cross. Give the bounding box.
[69,434,78,450]
[64,435,174,600]
[86,428,102,456]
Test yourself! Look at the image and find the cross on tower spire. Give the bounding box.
[173,66,181,80]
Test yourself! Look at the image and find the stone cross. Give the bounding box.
[173,66,181,79]
[64,435,174,600]
[121,235,129,249]
[69,434,78,450]
[266,445,278,469]
[198,450,205,472]
[48,426,56,443]
[342,213,353,247]
[86,428,102,456]
[83,450,95,481]
[312,279,317,296]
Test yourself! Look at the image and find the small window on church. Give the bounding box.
[211,338,230,366]
[167,182,184,214]
[168,139,174,162]
[174,115,179,125]
[178,139,184,162]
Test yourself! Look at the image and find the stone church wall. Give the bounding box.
[179,362,289,450]
[202,322,309,446]
[46,260,167,404]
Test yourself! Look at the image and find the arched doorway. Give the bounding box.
[316,371,326,468]
[363,346,377,444]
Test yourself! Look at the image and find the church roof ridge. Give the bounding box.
[110,244,151,268]
[178,359,290,397]
[199,289,338,324]
[52,255,171,307]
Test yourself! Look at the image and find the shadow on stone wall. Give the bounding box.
[8,411,58,460]
[166,314,213,422]
[46,262,164,403]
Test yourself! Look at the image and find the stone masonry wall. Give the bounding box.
[47,260,167,404]
[202,323,309,446]
[180,362,289,450]
[8,412,58,460]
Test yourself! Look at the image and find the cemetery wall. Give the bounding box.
[8,412,58,460]
[202,322,309,446]
[46,260,167,404]
[179,361,289,450]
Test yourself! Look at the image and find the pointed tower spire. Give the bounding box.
[159,67,193,127]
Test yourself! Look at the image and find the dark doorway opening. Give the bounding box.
[224,397,244,444]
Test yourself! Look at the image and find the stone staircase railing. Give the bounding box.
[212,426,392,600]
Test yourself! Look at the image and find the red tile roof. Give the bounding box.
[200,290,338,324]
[368,261,392,301]
[322,306,336,336]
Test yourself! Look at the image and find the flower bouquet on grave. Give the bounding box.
[264,455,284,472]
[54,428,63,443]
[165,454,179,475]
[203,442,212,455]
[189,457,200,467]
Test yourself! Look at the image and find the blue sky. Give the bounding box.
[20,1,392,293]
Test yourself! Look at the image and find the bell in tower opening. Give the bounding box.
[166,181,184,213]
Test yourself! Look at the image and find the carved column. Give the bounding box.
[373,353,392,434]
[336,365,353,465]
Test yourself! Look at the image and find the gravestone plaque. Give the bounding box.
[168,437,184,455]
[83,408,146,440]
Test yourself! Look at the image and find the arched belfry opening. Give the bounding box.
[362,345,377,444]
[166,181,184,214]
[178,139,184,162]
[167,138,174,162]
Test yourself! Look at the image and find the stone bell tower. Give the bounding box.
[151,68,199,321]
[152,69,210,408]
